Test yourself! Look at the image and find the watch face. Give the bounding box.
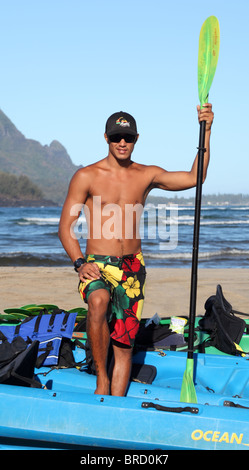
[74,258,84,269]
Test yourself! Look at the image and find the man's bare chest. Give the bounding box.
[87,171,147,206]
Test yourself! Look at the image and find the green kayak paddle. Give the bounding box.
[180,16,220,404]
[198,16,220,108]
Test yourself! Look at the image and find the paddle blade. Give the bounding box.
[180,358,197,404]
[198,16,220,107]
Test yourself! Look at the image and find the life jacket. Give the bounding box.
[0,310,78,367]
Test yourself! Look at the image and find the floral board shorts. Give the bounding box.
[78,252,146,347]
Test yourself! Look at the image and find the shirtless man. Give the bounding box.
[58,104,214,396]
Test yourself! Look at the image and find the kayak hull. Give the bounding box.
[0,384,248,450]
[1,349,249,450]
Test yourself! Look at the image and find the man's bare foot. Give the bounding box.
[94,378,110,395]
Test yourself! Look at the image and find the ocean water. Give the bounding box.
[0,204,249,268]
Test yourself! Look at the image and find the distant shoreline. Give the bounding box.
[146,194,249,206]
[1,195,249,208]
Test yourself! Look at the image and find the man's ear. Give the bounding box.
[104,133,109,144]
[135,134,139,144]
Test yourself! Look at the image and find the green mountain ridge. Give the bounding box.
[0,109,81,203]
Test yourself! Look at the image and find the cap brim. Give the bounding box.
[107,128,137,136]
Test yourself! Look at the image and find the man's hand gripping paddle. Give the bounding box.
[180,16,220,404]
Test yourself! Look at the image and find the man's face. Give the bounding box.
[104,133,139,160]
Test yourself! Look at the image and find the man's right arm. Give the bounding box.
[58,169,88,263]
[58,169,101,281]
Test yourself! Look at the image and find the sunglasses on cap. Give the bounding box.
[108,134,137,143]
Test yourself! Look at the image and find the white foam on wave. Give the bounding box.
[17,217,60,226]
[144,248,249,260]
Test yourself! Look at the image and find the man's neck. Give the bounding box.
[106,152,133,169]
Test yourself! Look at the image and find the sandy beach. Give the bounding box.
[0,267,248,319]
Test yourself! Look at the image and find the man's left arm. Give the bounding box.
[151,103,214,192]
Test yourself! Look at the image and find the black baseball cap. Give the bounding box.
[105,111,138,136]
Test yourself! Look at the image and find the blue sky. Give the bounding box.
[0,0,248,197]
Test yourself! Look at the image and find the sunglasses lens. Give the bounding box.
[109,135,119,143]
[109,134,136,143]
[125,135,136,143]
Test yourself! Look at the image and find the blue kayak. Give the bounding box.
[1,345,249,450]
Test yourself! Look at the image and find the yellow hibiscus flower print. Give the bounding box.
[136,298,144,321]
[122,276,140,298]
[95,263,123,288]
[136,252,145,266]
[86,255,96,262]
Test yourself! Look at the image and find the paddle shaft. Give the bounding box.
[188,120,206,359]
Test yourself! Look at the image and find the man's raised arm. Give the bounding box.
[149,103,214,192]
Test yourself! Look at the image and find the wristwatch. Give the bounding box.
[73,257,86,272]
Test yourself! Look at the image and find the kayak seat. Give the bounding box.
[131,363,157,384]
